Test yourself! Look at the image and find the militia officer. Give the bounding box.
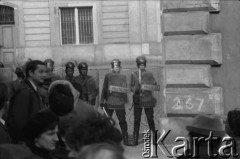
[64,61,75,83]
[130,55,157,146]
[44,59,60,86]
[39,59,60,106]
[72,62,98,106]
[100,59,130,146]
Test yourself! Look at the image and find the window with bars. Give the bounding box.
[0,5,15,25]
[60,7,94,45]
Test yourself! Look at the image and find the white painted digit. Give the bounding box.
[196,98,204,111]
[172,97,183,110]
[185,97,194,110]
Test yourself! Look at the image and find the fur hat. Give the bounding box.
[186,114,225,137]
[48,80,82,116]
[48,83,74,116]
[49,80,80,109]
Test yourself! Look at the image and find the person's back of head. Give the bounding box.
[65,112,123,155]
[48,83,74,116]
[77,143,125,159]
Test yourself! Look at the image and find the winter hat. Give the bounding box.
[49,80,80,109]
[48,81,74,116]
[186,114,225,137]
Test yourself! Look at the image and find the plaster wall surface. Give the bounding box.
[211,1,240,114]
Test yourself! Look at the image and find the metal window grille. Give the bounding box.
[0,5,14,25]
[60,7,93,45]
[78,7,93,44]
[61,8,76,45]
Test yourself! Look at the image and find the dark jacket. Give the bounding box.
[0,144,42,159]
[27,143,56,159]
[6,79,45,143]
[0,122,11,144]
[10,79,23,98]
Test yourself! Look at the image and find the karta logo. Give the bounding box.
[142,130,239,158]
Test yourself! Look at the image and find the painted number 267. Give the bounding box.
[172,96,204,111]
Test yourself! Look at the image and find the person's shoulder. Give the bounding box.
[52,74,61,81]
[144,70,154,76]
[86,75,95,80]
[0,144,43,159]
[0,123,11,144]
[13,81,33,96]
[86,75,94,79]
[74,100,97,120]
[103,72,112,79]
[73,75,81,80]
[0,82,7,87]
[0,82,8,91]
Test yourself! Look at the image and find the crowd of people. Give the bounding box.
[0,57,239,159]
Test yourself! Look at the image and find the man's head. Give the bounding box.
[78,62,88,76]
[44,59,55,72]
[111,59,121,73]
[65,62,75,78]
[26,60,46,85]
[136,56,147,70]
[65,113,123,156]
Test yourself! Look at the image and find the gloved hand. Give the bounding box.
[100,103,106,109]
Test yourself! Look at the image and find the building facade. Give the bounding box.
[1,0,239,138]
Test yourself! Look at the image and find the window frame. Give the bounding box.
[59,3,98,46]
[0,5,15,25]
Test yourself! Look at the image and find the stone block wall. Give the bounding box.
[160,0,223,142]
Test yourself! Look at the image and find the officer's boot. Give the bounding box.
[122,131,130,146]
[132,130,139,146]
[150,125,156,145]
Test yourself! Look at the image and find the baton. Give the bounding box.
[129,103,134,111]
[102,107,109,118]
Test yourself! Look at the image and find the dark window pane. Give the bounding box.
[61,8,76,45]
[78,7,93,44]
[0,5,14,25]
